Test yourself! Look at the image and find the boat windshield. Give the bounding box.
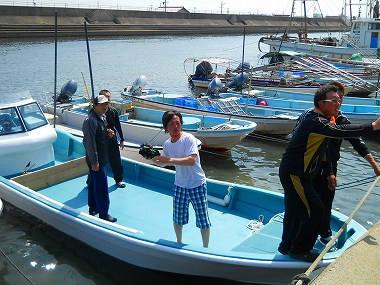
[0,101,48,135]
[0,107,24,135]
[18,102,48,131]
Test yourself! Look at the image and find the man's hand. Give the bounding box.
[327,174,337,190]
[107,129,115,138]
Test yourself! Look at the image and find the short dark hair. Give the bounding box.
[314,85,339,108]
[162,110,183,132]
[99,89,110,95]
[328,81,345,94]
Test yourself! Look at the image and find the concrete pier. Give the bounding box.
[0,5,349,38]
[311,221,380,284]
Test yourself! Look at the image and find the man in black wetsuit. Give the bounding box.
[314,82,380,244]
[278,84,380,262]
[99,89,126,188]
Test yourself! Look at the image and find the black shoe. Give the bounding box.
[89,208,98,216]
[278,246,289,255]
[320,236,332,245]
[99,214,117,223]
[289,251,320,262]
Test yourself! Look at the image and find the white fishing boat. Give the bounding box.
[42,95,256,152]
[0,91,57,178]
[0,125,368,285]
[258,0,380,60]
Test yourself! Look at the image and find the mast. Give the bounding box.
[303,0,307,39]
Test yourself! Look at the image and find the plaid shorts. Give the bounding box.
[173,183,211,229]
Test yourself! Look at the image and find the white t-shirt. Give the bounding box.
[163,132,206,188]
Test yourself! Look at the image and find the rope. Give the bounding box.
[289,175,380,285]
[246,214,265,233]
[337,176,376,189]
[246,133,290,144]
[0,248,35,285]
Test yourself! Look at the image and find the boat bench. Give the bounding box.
[71,103,90,110]
[232,218,283,254]
[11,157,88,191]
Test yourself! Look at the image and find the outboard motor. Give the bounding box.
[206,77,222,98]
[225,72,249,91]
[232,62,251,73]
[130,75,147,95]
[194,61,213,78]
[56,80,77,103]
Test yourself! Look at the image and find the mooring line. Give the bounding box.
[0,248,35,285]
[289,175,380,285]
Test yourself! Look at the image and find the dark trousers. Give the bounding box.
[314,163,336,238]
[108,137,123,183]
[279,166,325,254]
[88,165,110,216]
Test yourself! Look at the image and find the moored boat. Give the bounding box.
[41,98,256,152]
[0,128,367,285]
[258,1,380,60]
[121,89,299,136]
[0,91,57,178]
[218,90,380,124]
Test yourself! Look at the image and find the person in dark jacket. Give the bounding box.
[278,84,380,262]
[314,82,380,243]
[82,95,117,222]
[99,89,126,188]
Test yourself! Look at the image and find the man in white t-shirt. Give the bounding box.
[153,110,211,247]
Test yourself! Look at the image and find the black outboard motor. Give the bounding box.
[194,61,213,78]
[56,80,77,103]
[231,62,251,73]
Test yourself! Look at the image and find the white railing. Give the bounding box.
[0,1,257,14]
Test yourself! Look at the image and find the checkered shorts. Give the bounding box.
[173,184,211,229]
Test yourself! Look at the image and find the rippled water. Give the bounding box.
[0,34,379,285]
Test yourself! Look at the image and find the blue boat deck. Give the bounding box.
[36,165,283,254]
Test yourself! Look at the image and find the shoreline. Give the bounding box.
[0,5,349,38]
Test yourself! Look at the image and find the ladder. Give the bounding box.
[197,97,247,115]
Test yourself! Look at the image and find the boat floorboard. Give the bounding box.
[36,172,282,253]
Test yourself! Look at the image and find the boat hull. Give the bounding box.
[0,135,368,284]
[42,102,255,151]
[123,93,298,136]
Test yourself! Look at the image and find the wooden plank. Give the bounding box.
[11,157,88,190]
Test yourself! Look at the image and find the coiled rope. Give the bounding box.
[289,175,380,285]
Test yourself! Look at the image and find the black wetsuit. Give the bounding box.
[314,111,370,238]
[278,108,374,255]
[105,107,125,184]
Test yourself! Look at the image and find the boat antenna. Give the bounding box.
[53,10,58,128]
[81,71,91,101]
[84,21,95,100]
[240,28,246,96]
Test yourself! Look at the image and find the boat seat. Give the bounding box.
[232,216,283,254]
[11,157,88,190]
[71,103,90,110]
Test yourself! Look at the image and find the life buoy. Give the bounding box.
[259,100,268,106]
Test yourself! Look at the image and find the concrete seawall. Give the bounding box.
[0,5,349,38]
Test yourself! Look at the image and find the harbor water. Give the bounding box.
[0,34,379,285]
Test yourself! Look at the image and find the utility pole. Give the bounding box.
[220,1,225,14]
[162,0,168,12]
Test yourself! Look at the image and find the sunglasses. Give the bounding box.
[321,99,341,104]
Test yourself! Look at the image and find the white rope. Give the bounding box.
[246,214,265,233]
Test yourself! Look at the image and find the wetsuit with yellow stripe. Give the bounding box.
[278,108,375,255]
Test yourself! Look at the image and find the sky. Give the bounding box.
[15,0,367,18]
